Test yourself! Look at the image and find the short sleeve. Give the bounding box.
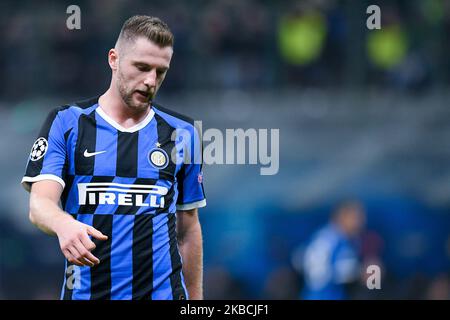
[21,108,67,192]
[175,123,206,211]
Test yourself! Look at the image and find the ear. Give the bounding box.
[108,48,118,71]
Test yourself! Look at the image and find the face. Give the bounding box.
[345,207,366,236]
[337,204,366,237]
[110,37,173,111]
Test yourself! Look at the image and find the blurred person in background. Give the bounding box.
[293,200,366,300]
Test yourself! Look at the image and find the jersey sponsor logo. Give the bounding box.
[30,137,48,161]
[77,182,168,208]
[148,148,168,169]
[83,149,106,157]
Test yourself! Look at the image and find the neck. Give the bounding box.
[98,85,150,128]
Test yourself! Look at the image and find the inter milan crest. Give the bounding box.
[30,137,48,161]
[148,146,168,169]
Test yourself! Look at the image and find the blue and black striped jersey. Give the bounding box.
[21,96,206,300]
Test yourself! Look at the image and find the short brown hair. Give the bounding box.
[117,15,174,48]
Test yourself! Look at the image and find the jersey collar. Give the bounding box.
[95,104,155,133]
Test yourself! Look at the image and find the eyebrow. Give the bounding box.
[133,61,169,72]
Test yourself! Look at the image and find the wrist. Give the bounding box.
[52,213,74,235]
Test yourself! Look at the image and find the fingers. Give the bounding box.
[62,236,100,267]
[87,226,108,241]
[80,232,97,251]
[58,222,106,267]
[63,248,85,267]
[73,239,100,267]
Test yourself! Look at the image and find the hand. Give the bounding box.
[54,215,108,267]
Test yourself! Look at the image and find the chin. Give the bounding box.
[124,96,146,109]
[132,101,150,111]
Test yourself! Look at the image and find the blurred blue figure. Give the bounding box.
[298,201,366,300]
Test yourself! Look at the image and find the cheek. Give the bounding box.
[120,71,142,90]
[157,74,166,85]
[119,64,138,79]
[122,69,136,81]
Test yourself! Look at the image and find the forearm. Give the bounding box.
[29,192,73,236]
[178,222,203,300]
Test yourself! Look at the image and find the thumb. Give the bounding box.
[87,226,108,240]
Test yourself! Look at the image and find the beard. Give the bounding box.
[116,70,154,112]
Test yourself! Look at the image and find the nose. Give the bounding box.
[144,69,157,88]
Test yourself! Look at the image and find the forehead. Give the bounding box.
[124,37,173,67]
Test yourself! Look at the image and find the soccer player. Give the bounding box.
[294,201,366,300]
[21,15,206,300]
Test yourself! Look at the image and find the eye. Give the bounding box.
[136,64,150,72]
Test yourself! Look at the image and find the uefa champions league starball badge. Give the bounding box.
[30,137,49,161]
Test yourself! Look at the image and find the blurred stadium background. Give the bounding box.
[0,0,449,299]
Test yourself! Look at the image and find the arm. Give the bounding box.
[176,208,203,300]
[29,180,107,267]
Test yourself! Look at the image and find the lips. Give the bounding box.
[136,90,148,97]
[135,90,151,102]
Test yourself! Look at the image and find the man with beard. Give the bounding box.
[21,15,206,300]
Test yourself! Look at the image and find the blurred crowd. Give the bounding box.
[2,0,450,102]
